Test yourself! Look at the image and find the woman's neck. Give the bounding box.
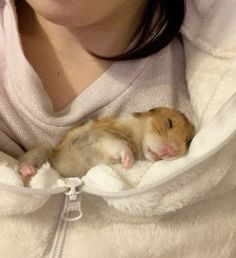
[16,0,146,111]
[18,1,146,59]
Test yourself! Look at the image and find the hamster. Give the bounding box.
[19,107,194,183]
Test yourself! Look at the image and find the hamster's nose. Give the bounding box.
[162,144,177,157]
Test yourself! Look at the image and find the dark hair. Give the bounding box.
[100,0,185,61]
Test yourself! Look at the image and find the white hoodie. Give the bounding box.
[0,0,235,257]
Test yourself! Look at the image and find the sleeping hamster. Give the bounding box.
[19,107,194,181]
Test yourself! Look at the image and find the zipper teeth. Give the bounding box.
[48,197,68,258]
[0,183,67,195]
[53,206,68,258]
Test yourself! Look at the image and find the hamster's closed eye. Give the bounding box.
[167,118,173,129]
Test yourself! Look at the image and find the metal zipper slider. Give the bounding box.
[62,177,84,222]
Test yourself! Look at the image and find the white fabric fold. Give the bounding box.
[0,0,235,218]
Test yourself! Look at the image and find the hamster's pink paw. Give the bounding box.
[121,149,134,169]
[19,164,36,177]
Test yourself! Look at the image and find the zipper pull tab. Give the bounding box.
[62,177,83,222]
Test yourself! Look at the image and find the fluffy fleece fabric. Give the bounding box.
[0,0,236,257]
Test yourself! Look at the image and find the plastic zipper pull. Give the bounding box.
[61,177,83,222]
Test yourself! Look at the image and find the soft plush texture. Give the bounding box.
[0,0,236,257]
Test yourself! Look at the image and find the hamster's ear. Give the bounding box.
[133,107,161,118]
[132,112,143,118]
[148,107,162,114]
[149,108,156,112]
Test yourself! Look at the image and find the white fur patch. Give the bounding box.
[29,162,61,189]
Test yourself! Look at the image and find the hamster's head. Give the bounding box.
[141,107,194,161]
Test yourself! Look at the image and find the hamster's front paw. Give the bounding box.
[121,148,134,169]
[19,163,37,177]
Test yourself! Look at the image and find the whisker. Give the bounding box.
[160,126,167,137]
[152,127,162,136]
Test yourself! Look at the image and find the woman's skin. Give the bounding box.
[17,0,147,111]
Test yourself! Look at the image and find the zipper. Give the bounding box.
[48,177,83,258]
[0,99,233,257]
[0,182,67,195]
[46,127,235,258]
[62,177,83,222]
